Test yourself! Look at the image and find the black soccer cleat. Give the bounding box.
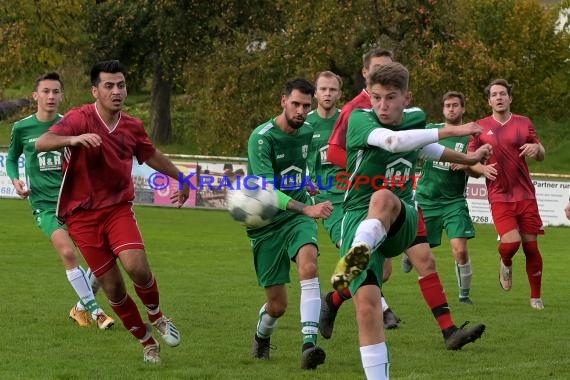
[444,321,486,350]
[301,345,326,370]
[319,293,338,339]
[252,334,272,360]
[383,308,401,330]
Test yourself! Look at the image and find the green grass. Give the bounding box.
[1,198,569,379]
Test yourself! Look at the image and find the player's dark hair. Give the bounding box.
[314,71,343,90]
[367,62,409,91]
[442,91,465,107]
[35,72,63,91]
[485,79,513,98]
[283,78,315,97]
[90,60,127,86]
[363,47,395,69]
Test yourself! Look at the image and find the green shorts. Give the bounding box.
[33,208,66,239]
[250,215,319,287]
[340,201,418,294]
[322,201,344,247]
[421,201,475,248]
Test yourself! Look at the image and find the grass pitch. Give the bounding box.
[1,198,569,379]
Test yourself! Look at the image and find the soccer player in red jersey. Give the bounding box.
[36,60,189,363]
[468,78,545,310]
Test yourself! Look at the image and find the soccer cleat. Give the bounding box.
[94,311,115,330]
[444,321,486,350]
[331,242,372,291]
[319,293,338,339]
[152,316,181,347]
[401,255,413,273]
[459,296,473,305]
[252,334,272,360]
[143,342,161,364]
[69,306,92,327]
[383,308,401,329]
[301,345,326,370]
[499,260,512,291]
[530,298,544,310]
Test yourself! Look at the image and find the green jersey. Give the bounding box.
[306,108,344,203]
[344,108,426,212]
[6,114,63,210]
[416,123,469,206]
[247,118,313,237]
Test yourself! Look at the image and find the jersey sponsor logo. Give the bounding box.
[280,165,304,188]
[385,158,413,182]
[302,145,308,159]
[276,154,285,159]
[27,137,39,143]
[37,151,62,171]
[313,133,321,138]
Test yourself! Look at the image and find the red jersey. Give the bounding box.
[50,103,156,219]
[468,113,540,203]
[327,89,371,168]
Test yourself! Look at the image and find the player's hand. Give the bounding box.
[482,163,498,181]
[303,201,333,219]
[564,202,570,220]
[450,163,467,171]
[454,122,483,137]
[70,133,102,148]
[519,143,540,159]
[466,144,492,165]
[170,187,190,208]
[12,179,31,198]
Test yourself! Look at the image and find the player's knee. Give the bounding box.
[58,247,78,266]
[369,190,398,212]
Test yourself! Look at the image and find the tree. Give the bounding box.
[86,0,219,144]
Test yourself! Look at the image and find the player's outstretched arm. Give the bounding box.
[36,132,102,151]
[276,190,333,219]
[145,150,190,206]
[425,143,492,166]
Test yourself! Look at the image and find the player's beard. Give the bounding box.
[286,114,305,129]
[446,115,463,126]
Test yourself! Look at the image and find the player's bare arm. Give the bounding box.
[35,131,102,151]
[519,143,545,161]
[438,144,492,166]
[145,150,190,206]
[439,122,482,139]
[287,199,333,219]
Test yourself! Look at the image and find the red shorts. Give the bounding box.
[491,199,544,237]
[66,202,145,277]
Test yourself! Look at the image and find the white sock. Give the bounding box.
[456,260,472,296]
[381,297,389,312]
[361,342,390,380]
[300,278,321,339]
[256,303,278,338]
[353,219,387,250]
[66,266,97,313]
[85,268,100,295]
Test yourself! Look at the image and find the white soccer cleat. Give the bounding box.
[143,342,161,364]
[530,298,544,310]
[152,316,181,347]
[499,260,512,291]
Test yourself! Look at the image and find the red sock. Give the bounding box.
[498,242,520,267]
[331,288,352,308]
[109,294,150,342]
[522,241,543,298]
[134,274,163,323]
[419,272,455,331]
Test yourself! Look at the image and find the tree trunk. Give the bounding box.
[150,64,172,144]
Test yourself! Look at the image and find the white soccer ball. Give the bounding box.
[226,177,279,228]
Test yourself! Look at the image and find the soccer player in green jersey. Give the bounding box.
[415,91,476,304]
[248,78,333,370]
[331,63,490,379]
[6,72,114,329]
[306,71,401,335]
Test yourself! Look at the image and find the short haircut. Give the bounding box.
[90,60,127,86]
[35,72,63,91]
[442,91,465,107]
[367,62,409,92]
[363,47,395,69]
[485,78,512,98]
[314,71,343,90]
[282,78,315,97]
